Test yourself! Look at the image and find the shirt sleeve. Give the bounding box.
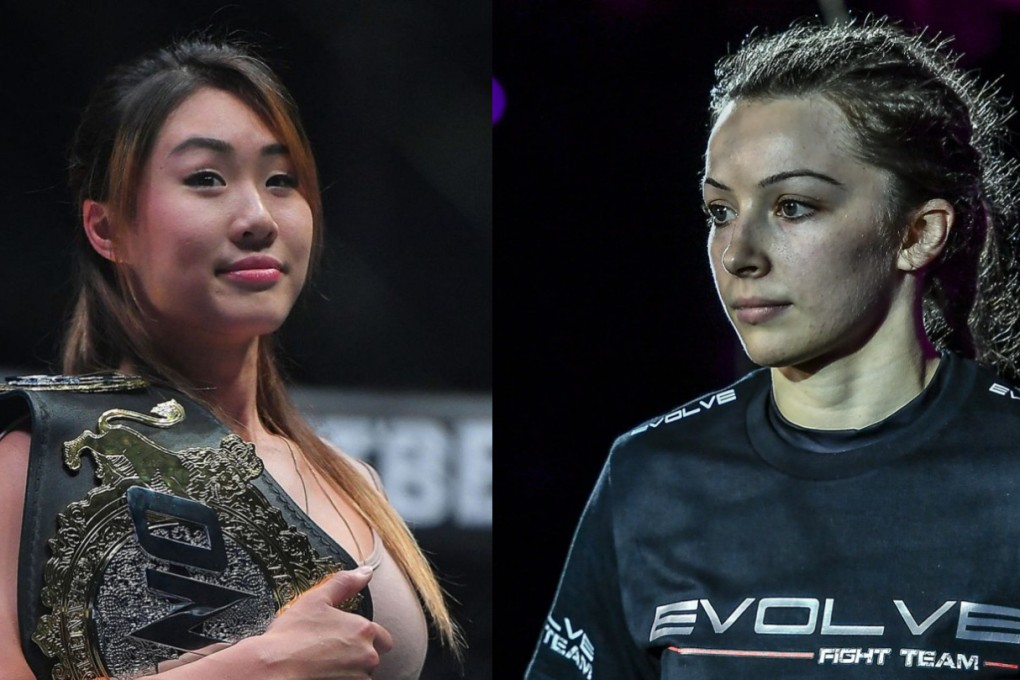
[525,458,658,680]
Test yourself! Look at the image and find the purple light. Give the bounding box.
[493,77,506,125]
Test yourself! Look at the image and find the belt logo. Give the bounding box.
[126,486,255,650]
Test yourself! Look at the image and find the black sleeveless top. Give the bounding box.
[0,375,371,680]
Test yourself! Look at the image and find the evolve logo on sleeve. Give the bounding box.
[541,614,595,679]
[630,389,738,435]
[989,383,1020,401]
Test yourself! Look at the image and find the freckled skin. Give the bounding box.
[704,96,910,371]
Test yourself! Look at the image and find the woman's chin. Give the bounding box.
[151,314,289,351]
[737,339,798,368]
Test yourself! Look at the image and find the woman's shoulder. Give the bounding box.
[613,367,770,449]
[956,353,1020,412]
[319,437,386,495]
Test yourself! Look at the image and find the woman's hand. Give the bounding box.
[255,565,394,679]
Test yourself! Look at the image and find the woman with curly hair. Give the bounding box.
[527,17,1020,679]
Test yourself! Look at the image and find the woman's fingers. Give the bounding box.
[263,565,393,677]
[309,566,374,608]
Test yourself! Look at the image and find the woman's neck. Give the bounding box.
[121,337,268,441]
[771,340,940,431]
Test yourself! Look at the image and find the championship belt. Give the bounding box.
[0,374,369,680]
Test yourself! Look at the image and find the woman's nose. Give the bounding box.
[231,187,278,248]
[720,215,770,278]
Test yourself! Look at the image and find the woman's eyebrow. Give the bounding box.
[262,143,289,156]
[168,136,231,157]
[702,170,845,192]
[758,169,844,188]
[167,137,290,157]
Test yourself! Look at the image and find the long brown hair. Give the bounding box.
[63,37,462,655]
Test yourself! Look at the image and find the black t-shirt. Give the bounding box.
[526,352,1020,678]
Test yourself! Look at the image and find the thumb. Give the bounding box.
[310,565,373,608]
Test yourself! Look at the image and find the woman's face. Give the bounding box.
[121,87,313,349]
[703,96,907,369]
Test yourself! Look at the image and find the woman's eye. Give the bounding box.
[184,171,225,188]
[267,173,298,189]
[777,199,815,219]
[704,203,735,225]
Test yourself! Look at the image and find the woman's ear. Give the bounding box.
[897,198,954,272]
[82,200,120,263]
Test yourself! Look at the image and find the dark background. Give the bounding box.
[496,0,1020,675]
[0,2,489,678]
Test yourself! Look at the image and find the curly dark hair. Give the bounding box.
[709,16,1020,380]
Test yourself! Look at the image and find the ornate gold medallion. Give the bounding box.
[34,400,356,680]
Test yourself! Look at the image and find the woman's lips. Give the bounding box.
[218,255,284,286]
[733,300,791,324]
[222,268,283,284]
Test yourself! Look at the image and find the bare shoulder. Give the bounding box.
[0,424,31,508]
[320,438,385,495]
[0,423,36,679]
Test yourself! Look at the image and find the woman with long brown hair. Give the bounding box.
[0,37,460,680]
